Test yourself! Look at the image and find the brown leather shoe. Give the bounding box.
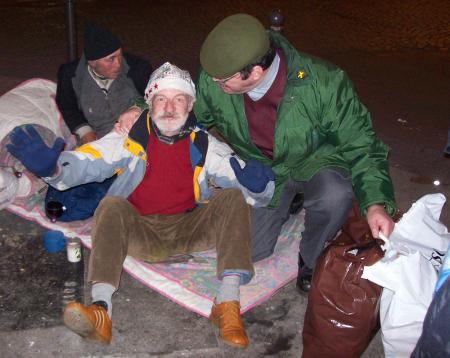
[210,300,248,348]
[63,302,112,344]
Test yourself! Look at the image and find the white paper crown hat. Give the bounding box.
[144,62,196,103]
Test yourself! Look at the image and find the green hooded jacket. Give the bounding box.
[194,31,396,216]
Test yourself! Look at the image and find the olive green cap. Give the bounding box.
[200,14,270,79]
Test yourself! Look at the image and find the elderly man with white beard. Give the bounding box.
[6,63,275,348]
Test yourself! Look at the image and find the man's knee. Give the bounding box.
[324,184,352,213]
[306,168,353,213]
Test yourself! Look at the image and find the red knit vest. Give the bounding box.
[128,131,196,215]
[244,51,287,159]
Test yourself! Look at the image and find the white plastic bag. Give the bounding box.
[384,193,450,267]
[364,252,437,357]
[363,193,450,357]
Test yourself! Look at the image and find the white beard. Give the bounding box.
[152,111,188,136]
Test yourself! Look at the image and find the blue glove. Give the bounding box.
[6,125,65,177]
[230,157,275,193]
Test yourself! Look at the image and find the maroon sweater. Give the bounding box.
[244,51,287,159]
[128,131,195,215]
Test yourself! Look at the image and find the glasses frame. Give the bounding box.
[212,72,240,84]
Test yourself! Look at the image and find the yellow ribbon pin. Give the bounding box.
[297,70,305,79]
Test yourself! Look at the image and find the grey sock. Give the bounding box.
[91,282,115,318]
[216,274,240,304]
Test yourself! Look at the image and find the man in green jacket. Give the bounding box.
[194,13,396,292]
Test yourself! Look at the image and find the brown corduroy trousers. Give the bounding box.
[87,188,254,288]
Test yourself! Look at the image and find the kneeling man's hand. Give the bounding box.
[366,204,394,239]
[114,107,141,135]
[230,157,275,193]
[7,125,65,177]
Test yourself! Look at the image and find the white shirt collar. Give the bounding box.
[247,53,280,101]
[87,65,115,92]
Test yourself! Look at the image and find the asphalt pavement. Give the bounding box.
[0,1,449,357]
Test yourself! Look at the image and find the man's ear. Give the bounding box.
[188,97,194,112]
[250,66,264,81]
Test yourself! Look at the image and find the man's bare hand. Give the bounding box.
[115,107,141,135]
[80,131,97,145]
[366,204,394,239]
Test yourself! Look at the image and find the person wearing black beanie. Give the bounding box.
[83,23,122,62]
[55,23,152,145]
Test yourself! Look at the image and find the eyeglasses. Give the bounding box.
[212,72,240,84]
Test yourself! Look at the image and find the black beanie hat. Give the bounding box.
[84,23,122,61]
